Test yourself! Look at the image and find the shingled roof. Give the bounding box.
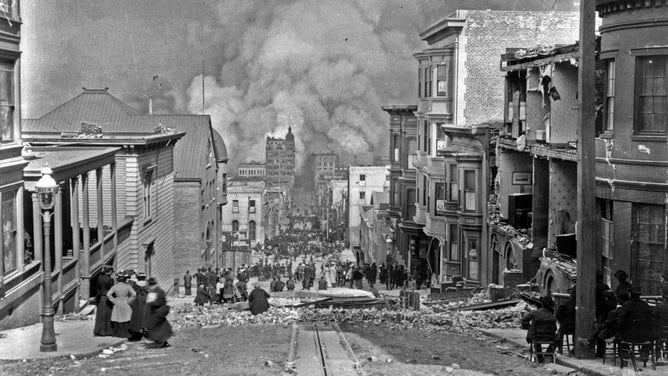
[22,88,191,136]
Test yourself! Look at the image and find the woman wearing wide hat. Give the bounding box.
[106,271,137,338]
[93,266,115,336]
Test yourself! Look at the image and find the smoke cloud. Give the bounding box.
[184,0,578,175]
[21,0,578,179]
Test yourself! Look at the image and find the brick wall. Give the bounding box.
[463,11,579,126]
[173,183,202,278]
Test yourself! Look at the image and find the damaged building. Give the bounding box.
[492,43,584,293]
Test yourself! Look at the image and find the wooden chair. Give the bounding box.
[619,317,656,371]
[602,338,618,366]
[529,320,558,363]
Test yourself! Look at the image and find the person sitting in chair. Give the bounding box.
[521,295,557,363]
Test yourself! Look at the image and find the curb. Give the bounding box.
[0,338,127,362]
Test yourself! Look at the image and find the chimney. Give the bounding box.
[148,95,153,115]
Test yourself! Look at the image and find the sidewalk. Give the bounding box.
[0,319,124,361]
[479,328,666,376]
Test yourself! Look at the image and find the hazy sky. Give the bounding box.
[20,0,578,169]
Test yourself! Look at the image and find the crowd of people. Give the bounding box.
[93,266,173,348]
[521,269,668,364]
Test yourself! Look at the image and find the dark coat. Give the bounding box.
[94,273,115,336]
[555,297,576,334]
[194,285,210,304]
[617,298,653,341]
[129,283,147,333]
[145,287,173,343]
[183,273,192,288]
[248,288,270,315]
[521,307,557,343]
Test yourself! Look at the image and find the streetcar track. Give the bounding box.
[289,322,364,376]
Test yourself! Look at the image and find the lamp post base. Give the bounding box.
[39,343,57,352]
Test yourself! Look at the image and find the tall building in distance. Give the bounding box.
[265,127,295,188]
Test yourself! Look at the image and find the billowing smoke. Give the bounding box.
[21,0,578,183]
[186,1,415,176]
[185,0,578,179]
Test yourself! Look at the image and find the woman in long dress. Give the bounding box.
[128,272,148,341]
[107,272,136,338]
[145,278,173,348]
[248,281,270,315]
[93,266,114,336]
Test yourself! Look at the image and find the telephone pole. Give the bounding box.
[575,0,597,359]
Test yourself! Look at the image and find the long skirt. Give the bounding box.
[146,305,173,343]
[185,286,192,295]
[94,296,114,336]
[112,321,130,338]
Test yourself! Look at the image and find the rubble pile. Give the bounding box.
[169,293,530,336]
[540,251,577,280]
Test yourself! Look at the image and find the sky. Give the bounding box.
[20,0,579,173]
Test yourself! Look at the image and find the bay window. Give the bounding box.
[1,189,17,276]
[635,56,668,134]
[0,61,15,143]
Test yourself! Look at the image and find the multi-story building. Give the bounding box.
[414,10,578,288]
[222,180,264,252]
[348,166,388,262]
[0,0,32,329]
[326,179,348,242]
[382,105,421,271]
[265,127,295,188]
[359,191,391,264]
[595,1,668,295]
[173,119,227,275]
[494,43,582,291]
[237,162,265,179]
[22,88,187,293]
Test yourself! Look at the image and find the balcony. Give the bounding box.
[418,97,453,117]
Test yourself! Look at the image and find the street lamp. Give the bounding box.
[36,166,59,352]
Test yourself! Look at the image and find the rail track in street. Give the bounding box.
[288,322,364,376]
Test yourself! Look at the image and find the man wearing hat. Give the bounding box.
[617,285,653,362]
[521,295,557,363]
[248,281,270,315]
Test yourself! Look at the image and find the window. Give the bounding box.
[434,182,445,216]
[636,56,667,134]
[422,176,427,205]
[467,238,479,281]
[232,200,239,213]
[448,165,459,202]
[393,134,399,162]
[249,220,256,241]
[359,191,366,201]
[464,170,476,211]
[437,63,449,97]
[605,61,615,132]
[359,174,366,182]
[599,199,614,286]
[0,0,13,18]
[143,168,154,219]
[232,220,239,232]
[423,121,428,152]
[406,189,416,219]
[0,62,14,143]
[418,66,423,97]
[222,174,227,194]
[423,67,430,97]
[631,203,666,295]
[249,199,256,213]
[448,224,459,261]
[1,189,17,275]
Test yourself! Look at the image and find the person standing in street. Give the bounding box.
[248,281,270,315]
[129,271,148,341]
[183,270,192,296]
[94,266,115,336]
[145,278,173,348]
[106,272,136,338]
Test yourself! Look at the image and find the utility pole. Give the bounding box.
[575,0,596,359]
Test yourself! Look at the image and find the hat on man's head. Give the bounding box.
[614,270,628,280]
[148,277,158,286]
[137,272,147,281]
